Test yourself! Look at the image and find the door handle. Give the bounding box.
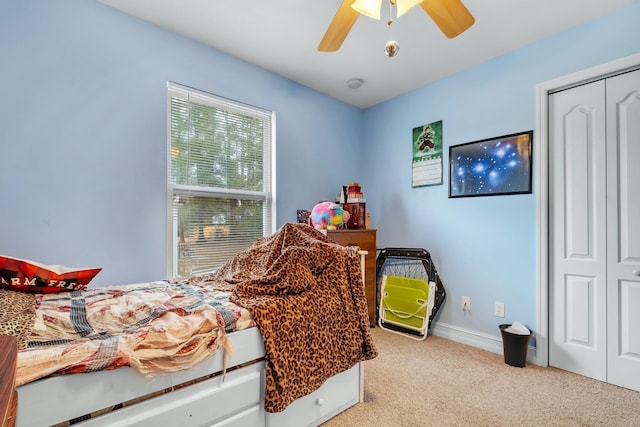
[633,269,640,276]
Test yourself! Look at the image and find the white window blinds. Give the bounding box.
[167,83,275,278]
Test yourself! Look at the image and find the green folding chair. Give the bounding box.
[378,274,435,341]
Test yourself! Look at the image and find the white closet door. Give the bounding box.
[549,80,607,381]
[606,69,640,391]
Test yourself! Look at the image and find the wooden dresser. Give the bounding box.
[0,335,18,427]
[327,229,376,326]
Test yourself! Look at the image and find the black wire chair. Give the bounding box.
[376,248,447,339]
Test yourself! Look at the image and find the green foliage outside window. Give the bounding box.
[168,84,273,277]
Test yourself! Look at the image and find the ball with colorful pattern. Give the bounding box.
[310,201,351,230]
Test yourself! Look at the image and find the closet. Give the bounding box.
[548,69,640,391]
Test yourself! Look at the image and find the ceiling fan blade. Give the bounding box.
[420,0,475,39]
[318,0,360,52]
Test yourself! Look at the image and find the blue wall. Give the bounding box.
[1,0,639,345]
[0,0,363,285]
[363,1,640,339]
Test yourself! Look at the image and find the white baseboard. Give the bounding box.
[430,322,540,366]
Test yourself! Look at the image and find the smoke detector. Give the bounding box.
[347,78,364,89]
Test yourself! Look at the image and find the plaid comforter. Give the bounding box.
[16,281,254,386]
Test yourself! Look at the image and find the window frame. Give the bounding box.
[166,82,276,279]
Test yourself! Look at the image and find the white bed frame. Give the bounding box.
[16,327,362,427]
[16,251,368,427]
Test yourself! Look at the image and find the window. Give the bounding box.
[167,83,275,278]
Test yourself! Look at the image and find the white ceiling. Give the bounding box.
[100,0,637,109]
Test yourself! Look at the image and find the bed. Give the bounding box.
[3,223,377,426]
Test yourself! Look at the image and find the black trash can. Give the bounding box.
[499,324,530,367]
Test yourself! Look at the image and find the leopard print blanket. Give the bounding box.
[182,223,377,412]
[0,288,36,350]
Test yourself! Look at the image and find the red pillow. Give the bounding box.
[0,255,101,293]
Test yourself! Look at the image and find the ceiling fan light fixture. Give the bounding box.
[396,0,423,18]
[319,0,475,53]
[351,0,382,20]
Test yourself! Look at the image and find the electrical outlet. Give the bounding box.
[495,302,505,318]
[461,296,471,311]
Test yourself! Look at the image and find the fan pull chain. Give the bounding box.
[384,0,399,57]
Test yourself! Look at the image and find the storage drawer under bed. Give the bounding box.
[265,363,359,427]
[70,361,265,427]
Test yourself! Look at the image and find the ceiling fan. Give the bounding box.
[318,0,475,52]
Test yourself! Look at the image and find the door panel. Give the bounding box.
[564,275,596,346]
[606,69,640,391]
[564,106,596,260]
[549,81,607,381]
[619,281,640,355]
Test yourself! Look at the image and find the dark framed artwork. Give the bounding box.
[449,130,533,198]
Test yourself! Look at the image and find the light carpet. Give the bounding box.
[323,327,640,426]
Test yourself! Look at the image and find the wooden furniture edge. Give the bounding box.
[0,335,18,427]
